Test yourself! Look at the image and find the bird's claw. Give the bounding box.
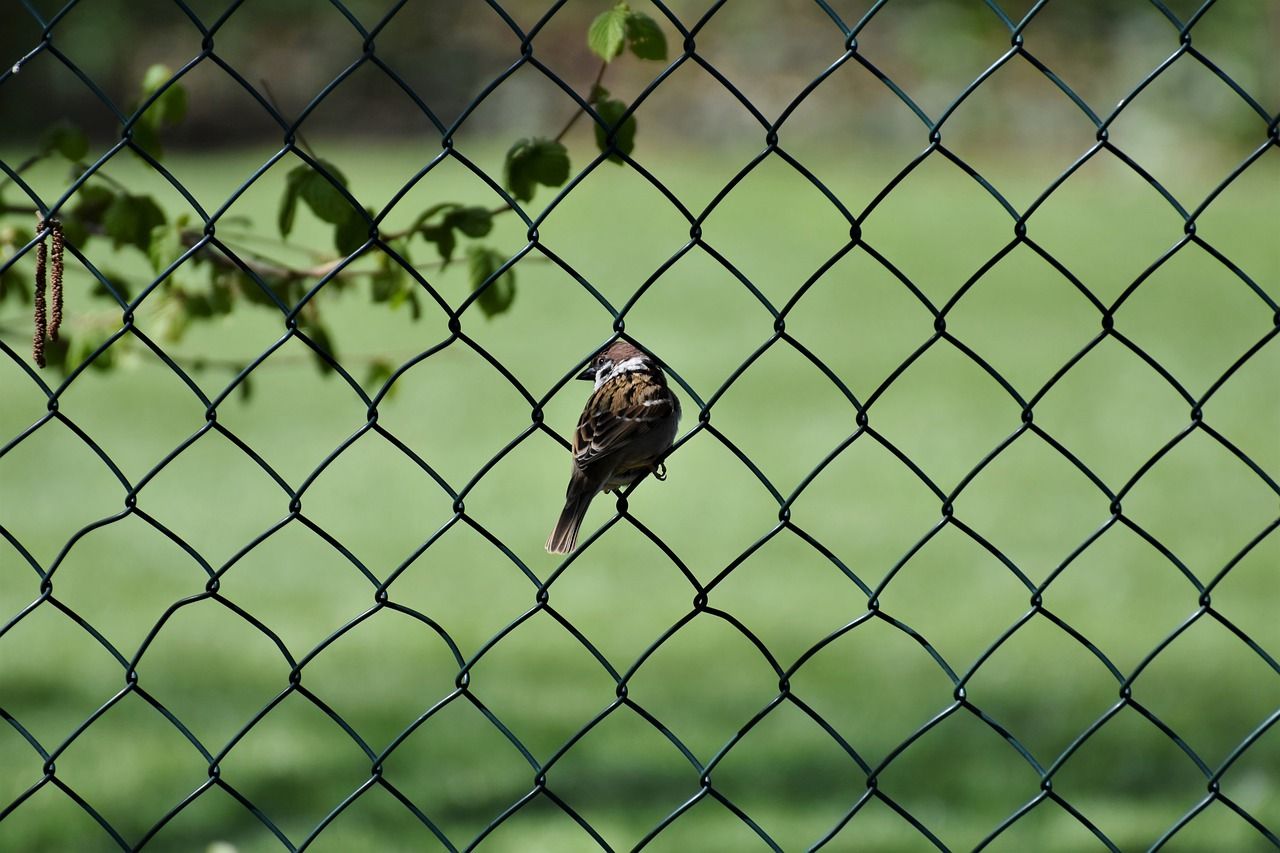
[652,461,668,481]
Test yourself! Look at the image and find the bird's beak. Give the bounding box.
[576,365,596,381]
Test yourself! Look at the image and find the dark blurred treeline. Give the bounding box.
[3,0,1276,150]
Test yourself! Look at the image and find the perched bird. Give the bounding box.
[546,340,681,554]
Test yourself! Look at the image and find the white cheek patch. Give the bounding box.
[594,356,649,388]
[613,356,649,374]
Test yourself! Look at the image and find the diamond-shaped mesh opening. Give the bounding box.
[710,530,867,666]
[941,53,1103,206]
[2,1,1276,849]
[1051,705,1210,848]
[712,699,865,849]
[876,707,1042,851]
[215,690,376,845]
[1027,146,1192,306]
[51,690,208,846]
[135,597,291,749]
[541,705,696,849]
[945,243,1101,395]
[0,417,124,566]
[877,522,1031,669]
[49,514,208,654]
[619,60,767,208]
[1106,52,1271,205]
[1018,2,1175,115]
[0,601,124,747]
[545,523,693,666]
[964,615,1119,763]
[465,610,619,760]
[1133,616,1280,767]
[858,152,1015,308]
[955,432,1106,584]
[1045,521,1199,673]
[626,613,780,760]
[378,694,532,845]
[0,782,121,852]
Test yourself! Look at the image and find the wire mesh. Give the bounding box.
[1,0,1278,850]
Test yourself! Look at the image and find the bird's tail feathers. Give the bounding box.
[546,492,594,554]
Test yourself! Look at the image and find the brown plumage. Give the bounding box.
[546,341,681,554]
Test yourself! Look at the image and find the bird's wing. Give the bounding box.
[573,378,677,471]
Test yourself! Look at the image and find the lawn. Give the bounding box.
[1,138,1278,852]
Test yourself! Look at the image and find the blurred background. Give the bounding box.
[1,1,1278,851]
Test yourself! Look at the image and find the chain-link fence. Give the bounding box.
[1,0,1278,850]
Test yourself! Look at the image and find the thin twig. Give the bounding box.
[0,152,50,193]
[217,226,333,260]
[553,60,609,145]
[261,78,319,160]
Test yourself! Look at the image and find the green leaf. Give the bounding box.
[139,64,188,127]
[371,271,397,302]
[209,272,234,314]
[91,272,131,302]
[132,119,164,160]
[504,137,570,203]
[593,97,637,164]
[364,359,397,400]
[334,208,370,256]
[468,245,516,318]
[130,65,186,161]
[73,184,116,224]
[185,292,215,318]
[103,194,166,251]
[446,206,493,238]
[141,64,170,93]
[386,241,419,314]
[410,202,460,235]
[148,221,183,273]
[158,303,189,343]
[588,4,630,61]
[59,218,87,249]
[625,11,667,60]
[298,161,353,225]
[279,161,354,235]
[388,281,411,311]
[89,341,117,372]
[300,321,337,375]
[43,334,70,375]
[419,224,457,264]
[412,206,490,263]
[90,343,117,372]
[0,268,29,305]
[371,253,406,303]
[278,175,301,237]
[239,276,277,306]
[41,121,89,162]
[0,227,33,266]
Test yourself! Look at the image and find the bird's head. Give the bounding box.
[576,340,650,388]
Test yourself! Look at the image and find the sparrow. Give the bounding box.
[546,340,681,554]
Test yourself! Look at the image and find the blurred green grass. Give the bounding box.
[1,141,1278,852]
